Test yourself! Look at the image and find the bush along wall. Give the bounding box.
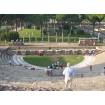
[7,31,19,41]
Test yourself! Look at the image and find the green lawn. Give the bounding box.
[18,28,41,38]
[18,28,92,43]
[58,55,84,65]
[23,55,84,67]
[23,56,53,67]
[18,28,91,39]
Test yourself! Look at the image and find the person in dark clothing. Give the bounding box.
[103,67,105,75]
[90,65,92,71]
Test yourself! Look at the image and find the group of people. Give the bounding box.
[47,61,64,70]
[46,61,61,76]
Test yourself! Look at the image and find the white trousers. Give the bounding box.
[64,76,73,88]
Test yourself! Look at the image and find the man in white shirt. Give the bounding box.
[63,63,75,89]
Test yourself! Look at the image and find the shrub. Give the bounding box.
[77,29,85,35]
[25,50,31,55]
[76,50,83,55]
[17,51,22,55]
[7,31,19,41]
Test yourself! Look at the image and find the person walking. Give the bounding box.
[63,63,75,89]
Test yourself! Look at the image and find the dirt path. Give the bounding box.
[93,52,105,65]
[0,76,105,91]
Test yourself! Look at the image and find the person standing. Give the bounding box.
[90,65,92,71]
[104,67,105,75]
[9,60,12,66]
[100,67,105,76]
[63,63,75,89]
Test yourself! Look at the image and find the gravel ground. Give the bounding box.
[0,76,105,91]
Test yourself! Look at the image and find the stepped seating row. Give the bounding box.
[12,54,31,66]
[12,54,46,70]
[0,48,46,71]
[0,48,15,65]
[16,49,97,56]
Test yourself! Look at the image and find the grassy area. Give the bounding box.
[18,28,91,43]
[23,55,84,67]
[23,56,53,67]
[70,34,91,37]
[58,55,84,65]
[18,29,88,38]
[18,29,41,38]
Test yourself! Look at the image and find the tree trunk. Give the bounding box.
[20,21,23,30]
[98,22,101,33]
[56,32,58,43]
[97,21,101,42]
[23,36,24,43]
[34,25,36,30]
[62,27,63,42]
[53,19,56,34]
[47,23,50,43]
[40,25,43,41]
[68,22,72,42]
[15,19,18,32]
[92,23,95,36]
[48,32,50,43]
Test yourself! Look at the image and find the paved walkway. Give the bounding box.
[73,55,95,68]
[75,52,105,77]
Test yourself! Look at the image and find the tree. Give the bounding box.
[85,14,98,35]
[0,15,6,28]
[63,14,82,42]
[56,14,65,42]
[95,14,105,32]
[7,31,19,41]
